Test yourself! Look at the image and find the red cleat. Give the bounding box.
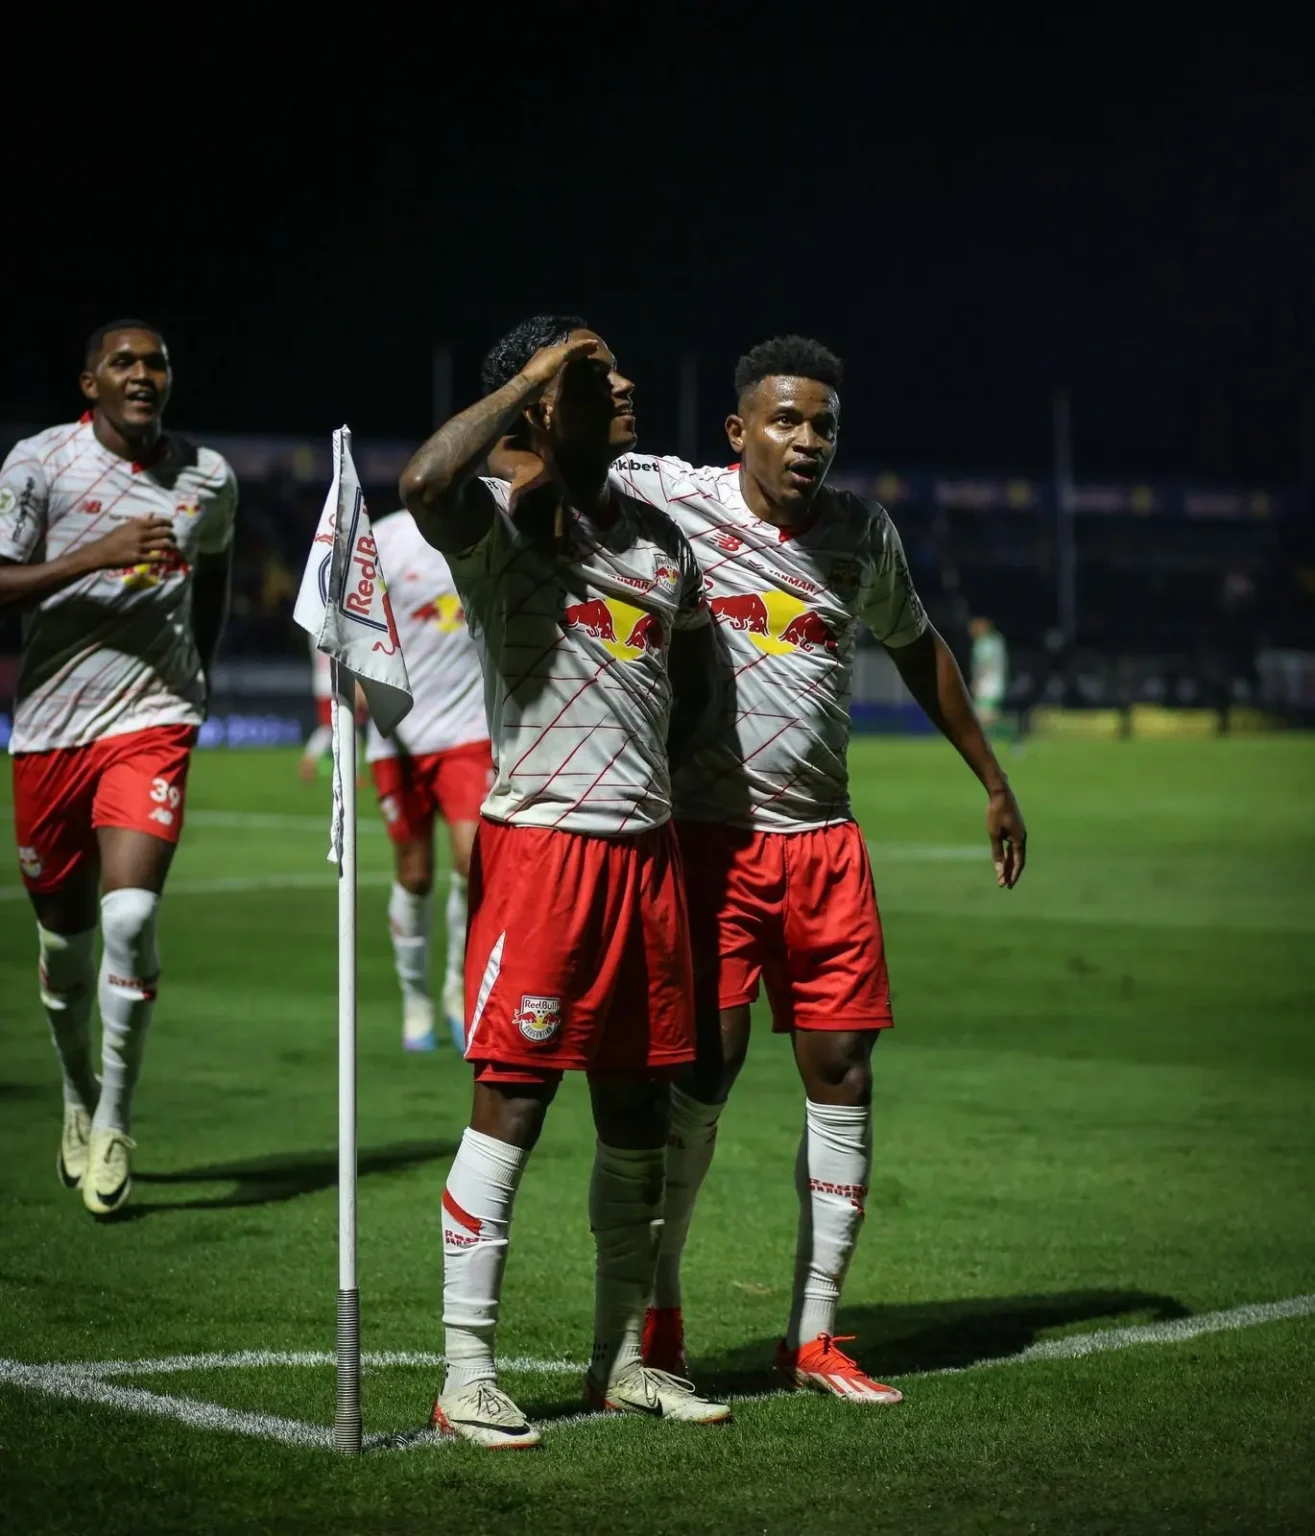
[641,1305,689,1376]
[775,1333,903,1404]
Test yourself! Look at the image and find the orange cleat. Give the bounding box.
[775,1333,903,1404]
[641,1305,689,1376]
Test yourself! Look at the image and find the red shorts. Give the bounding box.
[464,818,695,1082]
[370,740,494,844]
[12,724,197,893]
[676,819,893,1033]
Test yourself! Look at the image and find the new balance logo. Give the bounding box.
[148,807,175,827]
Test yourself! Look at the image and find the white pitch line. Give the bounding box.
[4,1293,1312,1453]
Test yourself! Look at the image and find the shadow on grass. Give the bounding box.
[117,1140,457,1219]
[685,1288,1191,1398]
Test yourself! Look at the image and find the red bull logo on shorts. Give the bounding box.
[562,596,666,662]
[516,994,561,1043]
[707,588,840,657]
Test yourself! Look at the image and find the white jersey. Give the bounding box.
[365,511,488,762]
[611,456,928,830]
[444,478,708,835]
[310,633,332,700]
[0,419,237,754]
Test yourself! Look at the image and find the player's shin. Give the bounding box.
[441,1128,528,1390]
[37,925,99,1112]
[388,882,434,1046]
[589,1141,665,1384]
[92,890,160,1135]
[653,1088,723,1309]
[442,873,468,1049]
[786,1100,872,1347]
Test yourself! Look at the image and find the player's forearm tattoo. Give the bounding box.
[402,376,538,510]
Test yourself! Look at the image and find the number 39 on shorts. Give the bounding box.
[150,776,182,809]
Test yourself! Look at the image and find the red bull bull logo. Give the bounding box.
[411,593,466,632]
[562,596,665,661]
[516,994,561,1043]
[707,588,841,657]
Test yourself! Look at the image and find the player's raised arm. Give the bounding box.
[399,335,601,553]
[862,513,1027,888]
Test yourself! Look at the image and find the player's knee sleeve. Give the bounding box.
[99,888,161,998]
[37,925,96,1009]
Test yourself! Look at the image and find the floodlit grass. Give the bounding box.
[1,738,1312,1534]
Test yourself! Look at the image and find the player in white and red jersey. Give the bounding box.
[365,510,493,1052]
[399,316,728,1448]
[298,635,335,780]
[612,335,1027,1403]
[0,320,236,1217]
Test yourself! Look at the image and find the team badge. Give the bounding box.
[0,487,16,522]
[515,994,561,1043]
[17,845,43,880]
[829,557,861,602]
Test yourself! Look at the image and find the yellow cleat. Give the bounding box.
[57,1104,92,1190]
[82,1128,136,1217]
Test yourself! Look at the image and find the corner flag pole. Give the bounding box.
[332,660,361,1455]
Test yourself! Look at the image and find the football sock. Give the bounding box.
[442,872,468,1030]
[590,1141,665,1382]
[652,1088,724,1309]
[92,889,160,1135]
[37,924,99,1112]
[786,1099,872,1348]
[441,1128,528,1390]
[388,882,432,1007]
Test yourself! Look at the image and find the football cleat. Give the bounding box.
[776,1333,903,1403]
[82,1128,135,1217]
[586,1362,731,1424]
[403,996,437,1052]
[431,1381,541,1450]
[641,1306,689,1376]
[57,1103,92,1190]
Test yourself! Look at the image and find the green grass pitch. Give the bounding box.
[1,736,1313,1535]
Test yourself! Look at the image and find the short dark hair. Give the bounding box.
[734,335,843,400]
[85,318,165,365]
[480,314,589,395]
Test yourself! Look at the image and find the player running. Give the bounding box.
[366,509,493,1052]
[612,335,1027,1402]
[400,315,727,1448]
[0,320,236,1217]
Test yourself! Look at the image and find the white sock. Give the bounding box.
[38,925,99,1111]
[388,882,432,1006]
[653,1088,724,1309]
[590,1141,665,1383]
[786,1099,872,1348]
[302,723,332,762]
[442,872,468,1023]
[93,889,160,1135]
[441,1128,529,1391]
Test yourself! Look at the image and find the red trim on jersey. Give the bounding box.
[79,411,93,424]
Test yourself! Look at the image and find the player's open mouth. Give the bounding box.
[786,463,819,487]
[126,390,158,408]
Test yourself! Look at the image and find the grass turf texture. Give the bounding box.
[1,737,1312,1535]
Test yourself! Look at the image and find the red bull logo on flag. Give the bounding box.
[562,596,666,662]
[516,994,561,1043]
[708,588,839,656]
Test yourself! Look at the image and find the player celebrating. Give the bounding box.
[366,508,493,1052]
[400,316,727,1448]
[0,320,236,1217]
[612,336,1027,1402]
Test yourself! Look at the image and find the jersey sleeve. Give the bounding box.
[671,525,710,631]
[195,459,239,554]
[859,508,928,648]
[443,477,510,575]
[0,441,49,563]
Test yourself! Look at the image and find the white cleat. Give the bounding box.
[58,1103,92,1189]
[431,1381,541,1450]
[403,996,437,1052]
[442,974,466,1053]
[586,1363,732,1424]
[82,1128,135,1217]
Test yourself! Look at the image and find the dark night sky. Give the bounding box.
[3,6,1311,485]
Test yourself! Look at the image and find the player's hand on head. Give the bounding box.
[516,335,601,395]
[987,784,1027,888]
[88,516,177,571]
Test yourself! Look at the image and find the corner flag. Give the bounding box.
[295,426,411,1454]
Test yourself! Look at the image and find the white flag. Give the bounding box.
[295,427,412,860]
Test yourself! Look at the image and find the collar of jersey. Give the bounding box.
[79,412,171,474]
[722,464,825,543]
